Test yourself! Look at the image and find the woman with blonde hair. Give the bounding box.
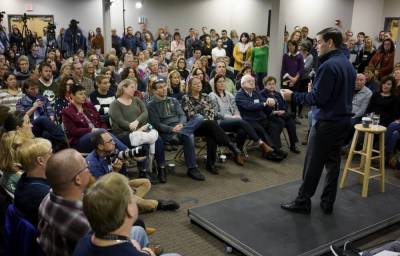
[0,130,30,194]
[1,110,35,192]
[83,61,96,83]
[88,54,103,75]
[233,32,252,76]
[230,30,239,44]
[167,70,185,101]
[109,79,167,183]
[14,137,52,225]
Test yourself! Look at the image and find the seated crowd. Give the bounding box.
[0,20,399,255]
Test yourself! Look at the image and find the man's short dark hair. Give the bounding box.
[39,61,52,73]
[22,79,40,93]
[357,32,365,37]
[104,59,116,67]
[192,47,202,53]
[91,131,107,148]
[317,27,343,48]
[70,84,85,95]
[221,29,227,34]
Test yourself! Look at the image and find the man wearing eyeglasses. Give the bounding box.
[38,148,92,256]
[86,131,179,212]
[38,148,153,256]
[86,131,126,178]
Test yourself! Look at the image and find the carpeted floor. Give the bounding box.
[131,120,400,256]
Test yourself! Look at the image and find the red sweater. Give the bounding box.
[369,51,394,79]
[61,102,107,145]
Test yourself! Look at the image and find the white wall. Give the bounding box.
[383,0,400,19]
[351,0,384,37]
[279,0,354,37]
[109,0,270,36]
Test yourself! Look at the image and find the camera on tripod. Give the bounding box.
[46,22,56,41]
[110,146,148,161]
[47,22,56,32]
[21,13,30,23]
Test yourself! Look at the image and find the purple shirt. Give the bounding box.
[281,52,304,79]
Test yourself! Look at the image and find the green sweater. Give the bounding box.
[109,97,148,138]
[252,46,269,73]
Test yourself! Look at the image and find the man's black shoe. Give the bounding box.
[264,151,284,162]
[187,168,205,181]
[290,145,301,154]
[280,200,311,214]
[157,200,180,211]
[206,164,219,175]
[275,149,288,158]
[320,202,333,215]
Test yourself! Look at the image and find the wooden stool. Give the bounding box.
[339,124,386,197]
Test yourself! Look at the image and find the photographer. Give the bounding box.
[86,131,179,212]
[63,19,87,58]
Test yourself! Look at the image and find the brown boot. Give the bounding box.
[259,142,274,155]
[301,131,309,145]
[233,153,246,166]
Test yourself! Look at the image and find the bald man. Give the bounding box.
[343,73,372,147]
[38,149,92,256]
[352,73,372,122]
[37,149,155,256]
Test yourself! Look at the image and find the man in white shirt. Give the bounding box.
[211,38,226,67]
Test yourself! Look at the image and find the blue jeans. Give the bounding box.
[130,226,149,248]
[32,116,65,147]
[219,118,259,150]
[385,121,400,155]
[73,128,128,153]
[178,115,205,169]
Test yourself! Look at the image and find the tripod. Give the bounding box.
[20,14,32,55]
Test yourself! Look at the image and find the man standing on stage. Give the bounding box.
[280,27,355,215]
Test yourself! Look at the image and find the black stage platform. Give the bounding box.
[188,178,400,256]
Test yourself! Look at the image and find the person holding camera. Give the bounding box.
[86,131,179,213]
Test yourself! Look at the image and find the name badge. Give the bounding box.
[254,99,260,104]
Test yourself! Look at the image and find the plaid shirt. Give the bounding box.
[38,191,90,256]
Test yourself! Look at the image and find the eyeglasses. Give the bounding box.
[103,138,115,145]
[71,165,89,180]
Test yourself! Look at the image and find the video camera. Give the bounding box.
[21,13,30,23]
[47,22,56,31]
[46,22,56,42]
[69,19,79,30]
[110,146,148,161]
